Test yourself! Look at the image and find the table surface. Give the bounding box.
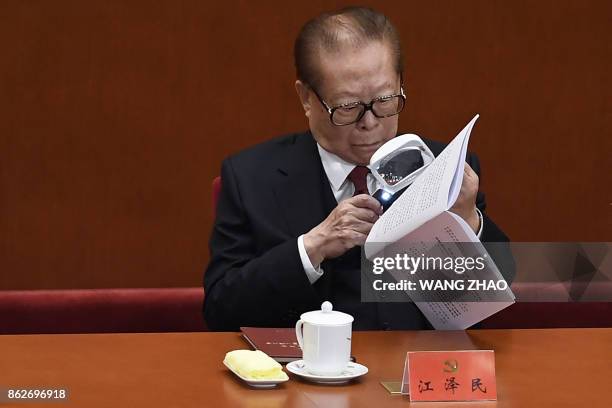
[0,328,610,407]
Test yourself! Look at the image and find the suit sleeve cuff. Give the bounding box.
[298,235,324,284]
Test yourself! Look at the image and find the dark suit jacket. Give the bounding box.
[204,131,513,331]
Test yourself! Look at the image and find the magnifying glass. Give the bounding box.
[369,134,434,211]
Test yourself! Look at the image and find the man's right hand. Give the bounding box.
[303,194,383,267]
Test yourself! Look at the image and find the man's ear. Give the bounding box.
[295,80,312,118]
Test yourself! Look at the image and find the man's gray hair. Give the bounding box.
[294,6,403,89]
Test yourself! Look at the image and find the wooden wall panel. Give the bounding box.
[1,0,610,289]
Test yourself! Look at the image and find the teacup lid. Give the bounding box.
[299,301,354,326]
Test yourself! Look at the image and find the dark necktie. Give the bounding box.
[348,166,370,196]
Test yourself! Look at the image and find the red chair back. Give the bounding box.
[0,288,208,334]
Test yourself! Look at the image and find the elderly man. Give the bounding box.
[204,7,511,331]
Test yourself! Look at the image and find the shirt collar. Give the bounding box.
[316,144,362,192]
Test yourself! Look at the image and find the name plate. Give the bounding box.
[401,350,497,402]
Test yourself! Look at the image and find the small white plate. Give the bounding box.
[286,360,368,384]
[223,361,289,388]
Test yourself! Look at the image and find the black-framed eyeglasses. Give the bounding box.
[311,86,406,126]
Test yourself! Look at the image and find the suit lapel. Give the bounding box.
[273,132,336,237]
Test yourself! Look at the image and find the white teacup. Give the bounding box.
[295,301,353,376]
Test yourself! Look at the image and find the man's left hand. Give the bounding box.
[449,162,480,233]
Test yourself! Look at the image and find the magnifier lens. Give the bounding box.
[376,150,424,186]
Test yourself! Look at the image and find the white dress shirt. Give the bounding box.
[297,144,483,284]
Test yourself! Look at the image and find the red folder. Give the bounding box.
[240,327,302,363]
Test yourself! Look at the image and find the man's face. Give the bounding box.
[296,41,401,165]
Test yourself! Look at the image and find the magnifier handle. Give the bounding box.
[372,187,409,213]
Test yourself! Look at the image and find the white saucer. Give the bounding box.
[223,361,289,388]
[286,360,368,384]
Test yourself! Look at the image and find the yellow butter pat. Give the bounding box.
[224,350,289,380]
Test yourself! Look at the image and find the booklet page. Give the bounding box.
[365,115,479,259]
